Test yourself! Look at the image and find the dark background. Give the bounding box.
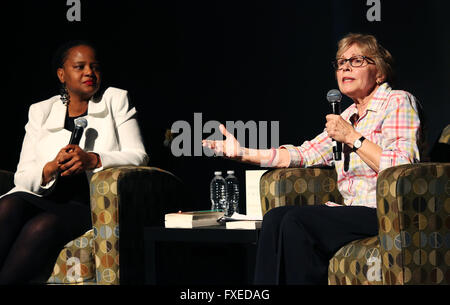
[1,0,449,212]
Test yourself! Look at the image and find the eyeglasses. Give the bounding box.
[332,55,375,70]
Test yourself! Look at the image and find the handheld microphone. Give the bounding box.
[326,89,342,161]
[69,117,88,145]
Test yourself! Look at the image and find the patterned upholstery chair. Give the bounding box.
[0,166,186,285]
[259,125,450,285]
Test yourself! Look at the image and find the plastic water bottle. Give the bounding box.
[225,170,239,216]
[210,171,227,211]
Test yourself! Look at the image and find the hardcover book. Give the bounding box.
[225,220,262,230]
[164,210,224,228]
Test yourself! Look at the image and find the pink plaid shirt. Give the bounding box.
[280,83,422,208]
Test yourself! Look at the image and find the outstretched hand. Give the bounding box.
[202,124,243,159]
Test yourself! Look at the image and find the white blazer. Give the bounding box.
[2,87,149,198]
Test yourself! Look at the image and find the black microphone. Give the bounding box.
[69,117,88,145]
[326,89,342,161]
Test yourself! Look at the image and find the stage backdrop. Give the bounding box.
[1,0,449,211]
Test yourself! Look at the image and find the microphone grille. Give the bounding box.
[74,117,88,129]
[326,89,342,103]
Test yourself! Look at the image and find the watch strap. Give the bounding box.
[352,136,366,152]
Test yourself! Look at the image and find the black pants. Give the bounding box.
[254,205,378,285]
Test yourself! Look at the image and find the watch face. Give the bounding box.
[354,139,362,149]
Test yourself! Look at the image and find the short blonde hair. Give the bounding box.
[336,33,395,85]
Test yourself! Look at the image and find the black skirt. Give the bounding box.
[11,173,92,229]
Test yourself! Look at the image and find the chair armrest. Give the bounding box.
[0,169,14,195]
[259,167,343,216]
[89,165,186,284]
[376,162,450,284]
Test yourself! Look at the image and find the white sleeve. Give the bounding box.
[14,105,57,195]
[92,90,149,172]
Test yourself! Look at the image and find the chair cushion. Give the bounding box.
[47,230,96,284]
[260,167,343,214]
[328,236,385,285]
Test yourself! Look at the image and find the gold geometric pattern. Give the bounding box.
[46,166,164,284]
[260,162,450,285]
[47,230,96,284]
[375,163,450,285]
[259,167,343,215]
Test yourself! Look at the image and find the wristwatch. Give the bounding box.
[352,136,366,152]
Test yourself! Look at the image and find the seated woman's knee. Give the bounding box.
[0,195,27,220]
[21,214,61,241]
[278,205,317,229]
[262,206,294,226]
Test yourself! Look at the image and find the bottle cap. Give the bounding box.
[227,170,234,174]
[214,171,222,175]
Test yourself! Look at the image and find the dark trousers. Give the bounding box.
[254,205,378,285]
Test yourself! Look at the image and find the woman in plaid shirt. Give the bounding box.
[202,33,422,284]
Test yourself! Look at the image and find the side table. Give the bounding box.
[144,225,260,284]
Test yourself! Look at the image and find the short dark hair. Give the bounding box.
[51,40,100,73]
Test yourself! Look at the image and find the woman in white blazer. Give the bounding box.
[0,40,148,283]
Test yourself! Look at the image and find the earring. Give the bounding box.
[60,83,70,105]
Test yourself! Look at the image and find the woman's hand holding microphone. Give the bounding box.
[42,145,100,185]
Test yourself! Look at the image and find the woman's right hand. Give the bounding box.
[202,124,243,160]
[42,160,60,186]
[41,146,75,185]
[202,123,290,167]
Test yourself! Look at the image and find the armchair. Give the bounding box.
[259,125,450,285]
[0,166,186,284]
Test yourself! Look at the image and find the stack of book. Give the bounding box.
[164,210,263,230]
[219,212,263,230]
[164,210,224,228]
[225,219,262,230]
